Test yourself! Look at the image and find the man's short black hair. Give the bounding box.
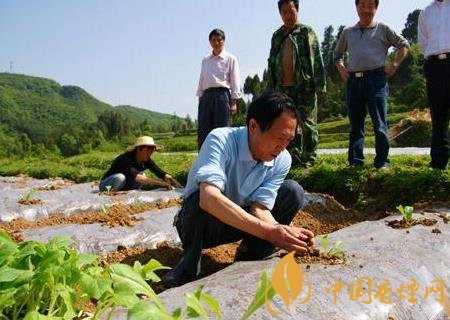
[209,28,226,41]
[246,92,298,132]
[278,0,299,12]
[355,0,379,8]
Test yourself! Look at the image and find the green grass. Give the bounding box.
[1,152,448,209]
[289,155,449,207]
[0,152,197,184]
[316,111,410,148]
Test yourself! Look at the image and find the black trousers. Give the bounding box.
[424,58,450,169]
[197,87,230,150]
[174,180,305,277]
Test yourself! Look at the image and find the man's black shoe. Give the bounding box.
[162,263,195,289]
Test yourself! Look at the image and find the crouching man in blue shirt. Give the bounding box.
[163,92,315,288]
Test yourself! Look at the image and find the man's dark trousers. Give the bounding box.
[346,69,390,168]
[174,180,305,278]
[197,87,230,149]
[424,57,450,169]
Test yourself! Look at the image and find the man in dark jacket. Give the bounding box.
[99,136,182,191]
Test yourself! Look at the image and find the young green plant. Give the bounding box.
[321,235,344,259]
[20,188,37,201]
[396,205,414,224]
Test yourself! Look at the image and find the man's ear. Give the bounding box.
[248,118,258,134]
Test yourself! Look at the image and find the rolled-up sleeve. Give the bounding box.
[386,25,410,49]
[193,133,229,192]
[248,154,291,210]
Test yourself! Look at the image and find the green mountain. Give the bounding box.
[0,72,184,156]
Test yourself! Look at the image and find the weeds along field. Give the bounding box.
[0,153,448,209]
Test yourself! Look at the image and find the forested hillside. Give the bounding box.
[0,73,190,157]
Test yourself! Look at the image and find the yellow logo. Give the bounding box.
[265,251,449,316]
[265,251,311,315]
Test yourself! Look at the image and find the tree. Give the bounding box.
[321,25,336,76]
[402,9,421,44]
[243,74,266,101]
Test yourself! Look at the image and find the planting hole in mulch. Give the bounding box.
[17,198,42,205]
[386,218,438,229]
[293,247,346,266]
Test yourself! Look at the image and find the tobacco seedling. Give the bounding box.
[20,188,37,201]
[321,235,344,258]
[396,205,414,224]
[105,185,112,195]
[100,203,109,215]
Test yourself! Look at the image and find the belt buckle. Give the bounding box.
[438,53,447,60]
[355,72,364,78]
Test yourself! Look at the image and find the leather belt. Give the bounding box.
[427,53,450,61]
[350,67,385,78]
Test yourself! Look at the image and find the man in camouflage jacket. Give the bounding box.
[267,0,326,167]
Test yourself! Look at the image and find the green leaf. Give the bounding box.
[199,292,221,319]
[128,301,173,320]
[110,282,140,307]
[47,236,72,250]
[172,307,182,319]
[241,272,276,320]
[23,311,60,320]
[108,264,166,312]
[0,229,14,244]
[0,288,17,309]
[140,259,171,283]
[75,253,98,269]
[0,266,33,283]
[186,290,208,318]
[54,283,77,319]
[79,273,101,299]
[321,235,329,253]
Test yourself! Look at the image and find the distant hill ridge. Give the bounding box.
[0,72,183,140]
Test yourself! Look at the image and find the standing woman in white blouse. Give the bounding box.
[196,29,242,149]
[418,0,450,170]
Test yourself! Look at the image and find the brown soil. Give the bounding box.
[293,247,346,266]
[36,181,73,191]
[386,217,438,229]
[292,193,387,236]
[17,198,42,205]
[1,199,182,238]
[439,213,450,224]
[100,241,236,293]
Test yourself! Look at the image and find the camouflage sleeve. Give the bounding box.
[309,28,326,93]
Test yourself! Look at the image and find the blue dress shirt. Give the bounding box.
[183,127,292,210]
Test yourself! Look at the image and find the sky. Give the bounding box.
[0,0,431,119]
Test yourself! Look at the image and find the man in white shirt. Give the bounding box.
[196,29,242,149]
[418,0,450,169]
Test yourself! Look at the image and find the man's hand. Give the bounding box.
[164,174,183,188]
[336,63,349,82]
[384,63,398,77]
[230,100,237,115]
[266,225,315,254]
